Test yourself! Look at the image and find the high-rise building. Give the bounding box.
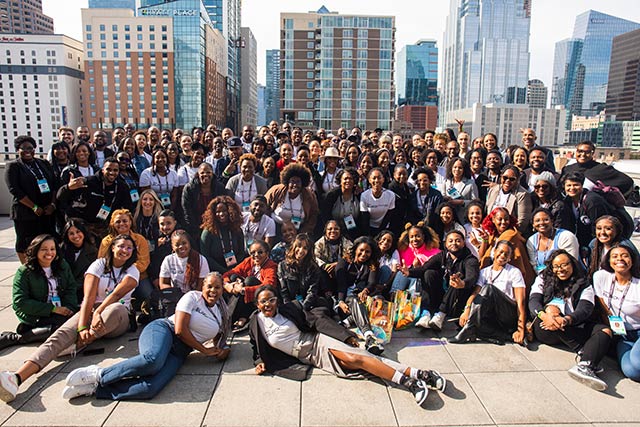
[257,84,266,126]
[396,39,438,106]
[281,6,395,131]
[0,0,53,34]
[395,105,438,132]
[0,34,83,154]
[440,0,531,127]
[552,10,640,127]
[88,0,136,9]
[265,49,280,123]
[202,0,241,130]
[82,4,227,131]
[606,28,640,122]
[240,27,257,128]
[527,79,548,109]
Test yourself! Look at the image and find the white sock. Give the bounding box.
[409,368,419,379]
[391,371,405,385]
[364,330,374,338]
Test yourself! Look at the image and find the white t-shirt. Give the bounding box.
[529,275,595,315]
[232,177,258,210]
[272,193,305,225]
[85,258,140,307]
[593,270,640,331]
[242,212,276,247]
[160,253,209,293]
[379,250,401,270]
[359,189,395,228]
[139,168,180,196]
[257,311,302,356]
[42,266,59,304]
[464,223,482,259]
[168,291,221,343]
[177,164,199,186]
[477,264,525,301]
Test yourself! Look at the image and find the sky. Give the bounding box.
[43,0,640,91]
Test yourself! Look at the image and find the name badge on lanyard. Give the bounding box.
[344,214,356,230]
[51,294,62,308]
[159,193,171,208]
[224,250,237,267]
[447,186,462,199]
[130,189,140,203]
[37,178,51,194]
[609,315,627,336]
[242,200,250,212]
[547,297,565,313]
[96,204,112,220]
[291,216,302,230]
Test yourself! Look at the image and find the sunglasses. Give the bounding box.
[534,184,549,190]
[501,176,517,182]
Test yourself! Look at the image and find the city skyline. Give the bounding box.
[42,0,640,96]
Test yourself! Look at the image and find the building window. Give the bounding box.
[307,31,314,39]
[112,24,117,31]
[99,24,105,31]
[86,25,92,31]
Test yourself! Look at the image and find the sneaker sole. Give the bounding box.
[568,369,607,391]
[428,322,442,332]
[414,381,429,405]
[0,387,16,403]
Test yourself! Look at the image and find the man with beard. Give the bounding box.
[337,127,348,140]
[56,158,132,238]
[110,127,125,152]
[521,148,558,192]
[147,126,160,153]
[522,128,555,172]
[124,123,136,138]
[241,125,254,152]
[76,126,90,143]
[291,127,303,156]
[219,136,244,183]
[92,130,115,168]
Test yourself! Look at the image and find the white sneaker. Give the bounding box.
[62,383,97,400]
[415,311,431,329]
[0,371,18,403]
[428,312,446,332]
[65,365,102,387]
[568,362,607,391]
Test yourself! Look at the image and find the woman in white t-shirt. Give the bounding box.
[60,272,231,400]
[139,148,179,210]
[593,244,640,382]
[0,234,140,403]
[449,240,526,345]
[359,167,396,235]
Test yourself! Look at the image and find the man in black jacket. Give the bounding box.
[56,157,132,238]
[400,230,480,332]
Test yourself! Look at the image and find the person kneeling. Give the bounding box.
[449,240,527,345]
[60,272,230,400]
[250,286,446,406]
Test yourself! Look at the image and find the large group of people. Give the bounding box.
[0,121,639,407]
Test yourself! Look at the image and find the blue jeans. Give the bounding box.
[617,329,640,381]
[390,272,419,294]
[95,318,192,400]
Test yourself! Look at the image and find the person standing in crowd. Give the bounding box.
[485,165,532,236]
[5,136,58,264]
[60,141,98,184]
[225,153,268,213]
[181,163,226,242]
[200,195,247,274]
[139,148,180,210]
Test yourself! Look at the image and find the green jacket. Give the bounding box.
[12,260,79,326]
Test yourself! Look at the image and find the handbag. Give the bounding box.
[393,290,422,330]
[365,296,395,344]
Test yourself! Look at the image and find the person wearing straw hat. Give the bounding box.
[314,146,343,200]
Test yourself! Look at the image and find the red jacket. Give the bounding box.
[222,257,278,302]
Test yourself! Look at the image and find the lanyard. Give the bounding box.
[24,160,45,180]
[608,277,632,317]
[102,179,118,208]
[239,178,254,204]
[219,228,232,253]
[287,194,302,216]
[417,191,429,214]
[488,267,505,285]
[205,302,221,326]
[46,271,57,296]
[156,171,169,193]
[107,267,125,295]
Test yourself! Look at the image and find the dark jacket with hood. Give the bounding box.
[406,245,480,290]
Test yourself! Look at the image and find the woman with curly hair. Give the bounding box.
[588,215,639,277]
[200,195,247,273]
[264,163,319,235]
[526,207,579,274]
[335,236,384,355]
[392,223,441,294]
[0,235,78,351]
[479,206,535,286]
[60,141,98,183]
[530,249,611,391]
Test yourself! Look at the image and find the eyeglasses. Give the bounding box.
[534,184,549,190]
[258,296,278,305]
[250,250,265,256]
[552,262,571,272]
[576,149,593,155]
[19,145,35,152]
[501,176,517,182]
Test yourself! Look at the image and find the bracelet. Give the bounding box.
[32,204,39,213]
[537,311,544,320]
[77,325,89,333]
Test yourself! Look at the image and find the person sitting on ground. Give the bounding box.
[529,249,612,391]
[314,220,353,299]
[249,285,446,406]
[61,218,98,302]
[449,240,526,345]
[241,195,277,249]
[0,234,140,403]
[588,215,639,277]
[59,272,230,401]
[279,234,325,311]
[526,207,579,275]
[0,235,78,351]
[222,240,277,333]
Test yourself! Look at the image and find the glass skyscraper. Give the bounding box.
[440,0,531,127]
[138,0,212,130]
[552,10,640,127]
[265,49,281,123]
[396,40,438,106]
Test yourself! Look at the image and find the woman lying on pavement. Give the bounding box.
[0,234,139,403]
[398,230,480,332]
[448,240,526,345]
[528,249,612,391]
[249,285,446,406]
[59,272,230,400]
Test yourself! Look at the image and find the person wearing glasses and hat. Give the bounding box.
[313,146,343,200]
[485,165,533,236]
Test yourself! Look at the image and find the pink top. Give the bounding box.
[398,245,440,268]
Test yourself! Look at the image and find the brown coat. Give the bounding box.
[480,229,536,287]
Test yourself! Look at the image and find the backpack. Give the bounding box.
[591,180,626,208]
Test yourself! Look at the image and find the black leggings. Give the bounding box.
[533,320,611,366]
[423,269,472,316]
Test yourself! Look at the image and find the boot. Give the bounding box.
[0,332,21,351]
[17,325,53,345]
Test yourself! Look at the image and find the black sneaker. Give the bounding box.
[405,378,429,405]
[0,332,20,351]
[365,335,384,356]
[568,362,607,391]
[418,370,446,392]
